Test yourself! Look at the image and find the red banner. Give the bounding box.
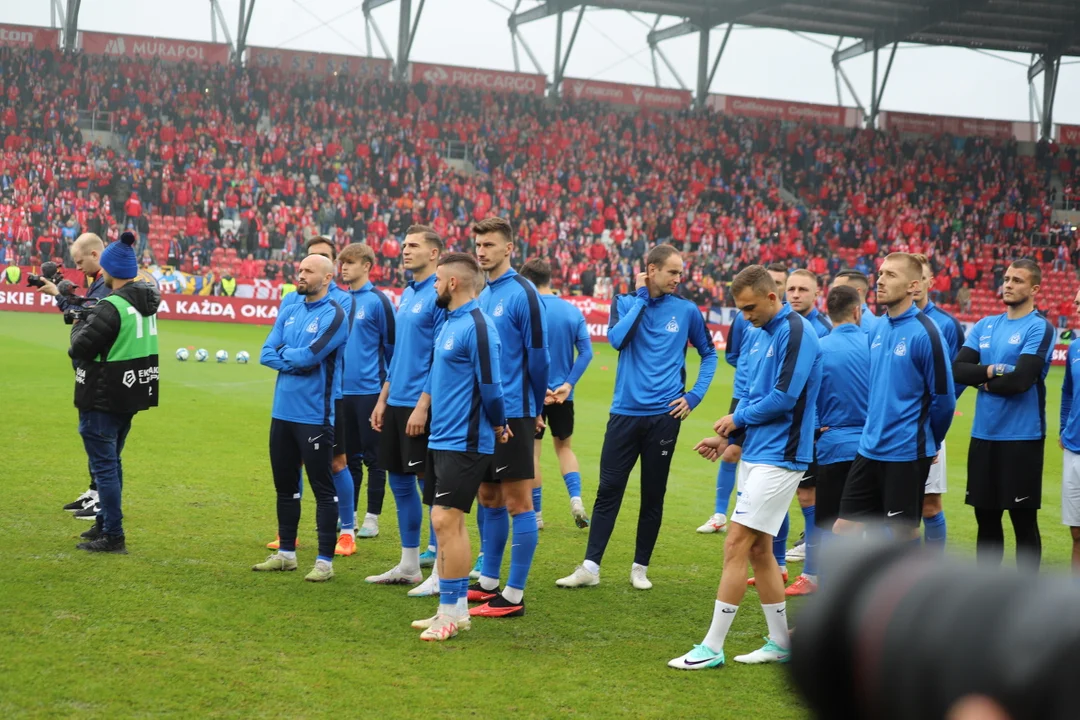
[562,78,691,110]
[407,62,545,96]
[881,111,1015,139]
[0,24,59,49]
[708,94,857,128]
[1059,124,1080,146]
[247,47,391,79]
[80,31,230,64]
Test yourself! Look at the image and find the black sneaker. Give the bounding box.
[63,490,97,512]
[80,518,104,540]
[73,503,100,521]
[76,534,127,554]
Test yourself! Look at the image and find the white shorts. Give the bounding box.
[1062,449,1080,527]
[734,461,803,536]
[924,443,947,494]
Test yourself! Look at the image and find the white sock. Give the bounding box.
[427,544,437,553]
[401,547,420,572]
[365,512,378,521]
[571,495,581,503]
[456,596,468,618]
[502,586,524,604]
[341,527,355,537]
[479,574,499,591]
[762,602,790,649]
[316,558,332,569]
[429,565,440,581]
[582,559,600,575]
[803,573,818,583]
[702,600,739,652]
[279,550,297,560]
[632,562,647,574]
[439,601,456,616]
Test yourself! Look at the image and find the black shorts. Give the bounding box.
[333,399,346,455]
[342,393,380,460]
[379,404,429,475]
[815,460,853,531]
[727,397,746,448]
[536,401,574,440]
[838,453,932,527]
[800,462,817,489]
[492,417,535,482]
[966,438,1044,510]
[423,450,491,513]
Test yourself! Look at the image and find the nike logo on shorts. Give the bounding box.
[308,435,322,443]
[436,491,450,498]
[496,466,508,473]
[660,439,674,445]
[408,461,422,467]
[887,510,903,517]
[1015,496,1029,502]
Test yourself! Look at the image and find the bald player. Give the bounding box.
[39,234,112,518]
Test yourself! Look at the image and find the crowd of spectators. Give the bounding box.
[1,44,1078,320]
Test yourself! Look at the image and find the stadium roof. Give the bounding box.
[512,0,1080,59]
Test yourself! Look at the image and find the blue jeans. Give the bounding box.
[79,411,134,536]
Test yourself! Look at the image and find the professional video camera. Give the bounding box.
[26,261,99,324]
[789,538,1080,720]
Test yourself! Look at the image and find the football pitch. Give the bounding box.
[1,311,1072,718]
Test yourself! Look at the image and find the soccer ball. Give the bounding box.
[176,348,190,361]
[236,351,250,364]
[215,350,229,363]
[195,348,209,362]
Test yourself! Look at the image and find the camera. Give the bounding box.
[789,537,1080,720]
[26,261,98,324]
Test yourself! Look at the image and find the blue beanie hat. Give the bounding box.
[101,232,139,280]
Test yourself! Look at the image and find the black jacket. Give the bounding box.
[69,281,161,413]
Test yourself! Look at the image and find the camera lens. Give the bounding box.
[790,538,1080,720]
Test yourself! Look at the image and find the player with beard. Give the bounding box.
[953,259,1055,571]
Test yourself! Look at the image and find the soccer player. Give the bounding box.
[267,236,358,556]
[339,243,395,539]
[912,254,965,550]
[410,253,509,641]
[830,270,879,334]
[834,253,955,540]
[953,259,1054,571]
[1060,289,1080,572]
[367,226,445,592]
[792,284,869,595]
[470,217,549,619]
[557,244,717,591]
[779,269,830,572]
[669,264,820,669]
[699,265,787,542]
[520,258,592,530]
[254,254,348,581]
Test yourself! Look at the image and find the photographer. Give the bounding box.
[35,233,112,517]
[69,233,160,554]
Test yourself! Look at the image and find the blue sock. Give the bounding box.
[715,461,737,515]
[455,576,469,603]
[507,510,539,591]
[477,505,487,557]
[439,576,459,612]
[563,471,582,498]
[427,507,437,552]
[532,486,542,514]
[481,506,509,581]
[773,512,790,567]
[331,468,355,531]
[923,511,947,549]
[802,505,818,577]
[388,472,422,548]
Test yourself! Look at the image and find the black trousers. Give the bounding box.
[585,413,681,567]
[269,419,338,559]
[343,394,386,516]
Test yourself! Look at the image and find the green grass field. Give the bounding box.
[0,310,1072,718]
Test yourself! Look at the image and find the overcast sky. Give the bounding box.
[5,0,1080,126]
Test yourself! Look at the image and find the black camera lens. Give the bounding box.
[790,538,1080,720]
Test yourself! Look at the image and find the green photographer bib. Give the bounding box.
[75,294,160,413]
